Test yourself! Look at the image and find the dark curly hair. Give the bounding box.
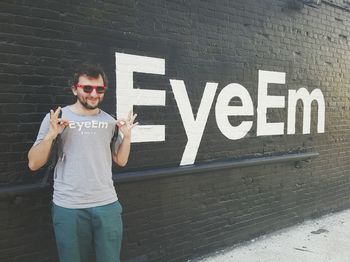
[72,63,108,87]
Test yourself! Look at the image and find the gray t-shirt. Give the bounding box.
[34,106,122,208]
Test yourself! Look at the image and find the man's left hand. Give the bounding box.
[116,110,138,139]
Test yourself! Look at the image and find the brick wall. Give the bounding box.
[1,0,350,261]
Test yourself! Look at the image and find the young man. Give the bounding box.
[28,64,137,262]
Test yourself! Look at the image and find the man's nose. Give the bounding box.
[90,89,98,97]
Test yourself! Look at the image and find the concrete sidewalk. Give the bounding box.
[196,208,350,262]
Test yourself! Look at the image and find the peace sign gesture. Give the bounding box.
[116,110,138,139]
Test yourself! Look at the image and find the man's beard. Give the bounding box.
[77,94,103,110]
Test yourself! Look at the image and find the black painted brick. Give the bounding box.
[1,0,350,261]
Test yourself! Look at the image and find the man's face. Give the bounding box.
[73,74,105,110]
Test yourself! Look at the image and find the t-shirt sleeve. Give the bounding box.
[33,113,50,146]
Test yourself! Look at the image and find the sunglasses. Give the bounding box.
[76,84,107,94]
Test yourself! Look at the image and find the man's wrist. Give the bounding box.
[44,133,56,142]
[123,136,131,142]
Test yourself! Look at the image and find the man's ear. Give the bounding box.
[71,85,77,96]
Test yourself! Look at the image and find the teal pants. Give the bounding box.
[52,201,123,262]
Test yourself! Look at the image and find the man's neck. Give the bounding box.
[70,102,100,116]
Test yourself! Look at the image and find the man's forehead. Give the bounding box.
[78,74,104,83]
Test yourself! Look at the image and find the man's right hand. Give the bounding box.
[28,107,69,171]
[45,107,69,141]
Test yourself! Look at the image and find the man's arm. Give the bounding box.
[112,135,131,167]
[28,133,57,171]
[112,111,138,167]
[28,107,69,171]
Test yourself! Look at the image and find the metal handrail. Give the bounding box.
[0,151,319,197]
